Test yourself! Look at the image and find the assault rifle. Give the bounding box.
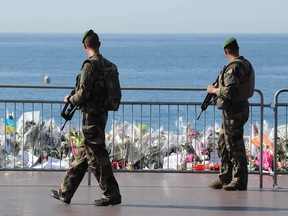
[196,78,219,120]
[60,89,78,131]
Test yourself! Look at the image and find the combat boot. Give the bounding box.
[222,182,247,191]
[94,196,121,206]
[50,190,71,204]
[208,179,229,189]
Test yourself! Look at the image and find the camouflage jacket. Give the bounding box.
[70,53,106,113]
[216,56,255,106]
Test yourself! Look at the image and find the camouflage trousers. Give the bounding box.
[59,111,121,200]
[217,102,249,187]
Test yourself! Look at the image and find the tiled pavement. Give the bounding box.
[1,171,288,216]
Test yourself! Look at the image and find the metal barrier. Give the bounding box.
[0,85,266,187]
[273,89,288,188]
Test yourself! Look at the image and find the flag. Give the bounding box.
[5,118,16,133]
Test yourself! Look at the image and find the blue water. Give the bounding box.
[1,33,288,125]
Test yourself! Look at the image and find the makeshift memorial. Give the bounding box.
[0,112,288,172]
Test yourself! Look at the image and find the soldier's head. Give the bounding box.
[82,29,101,50]
[223,37,239,58]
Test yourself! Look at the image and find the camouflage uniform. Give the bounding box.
[215,56,255,188]
[59,53,121,201]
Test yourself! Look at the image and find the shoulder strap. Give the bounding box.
[81,59,91,70]
[81,57,105,80]
[82,53,105,69]
[225,59,246,71]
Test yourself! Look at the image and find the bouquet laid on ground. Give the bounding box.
[1,111,287,172]
[0,111,71,169]
[105,117,222,170]
[248,121,288,172]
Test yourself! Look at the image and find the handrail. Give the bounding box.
[273,88,288,188]
[0,85,266,189]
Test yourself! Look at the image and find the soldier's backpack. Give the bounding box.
[101,58,122,111]
[83,57,122,111]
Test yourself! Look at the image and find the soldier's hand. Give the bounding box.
[64,95,70,103]
[207,85,217,94]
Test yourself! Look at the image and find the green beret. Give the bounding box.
[82,29,99,43]
[223,37,238,49]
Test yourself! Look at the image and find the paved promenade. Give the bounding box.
[0,171,288,216]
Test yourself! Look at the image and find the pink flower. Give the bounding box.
[188,129,200,138]
[254,150,273,171]
[201,148,208,153]
[185,154,195,162]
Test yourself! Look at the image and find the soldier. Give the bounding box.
[50,29,121,205]
[207,37,255,191]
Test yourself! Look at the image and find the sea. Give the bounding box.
[1,33,288,127]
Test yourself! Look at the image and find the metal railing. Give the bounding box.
[0,85,267,188]
[273,89,288,188]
